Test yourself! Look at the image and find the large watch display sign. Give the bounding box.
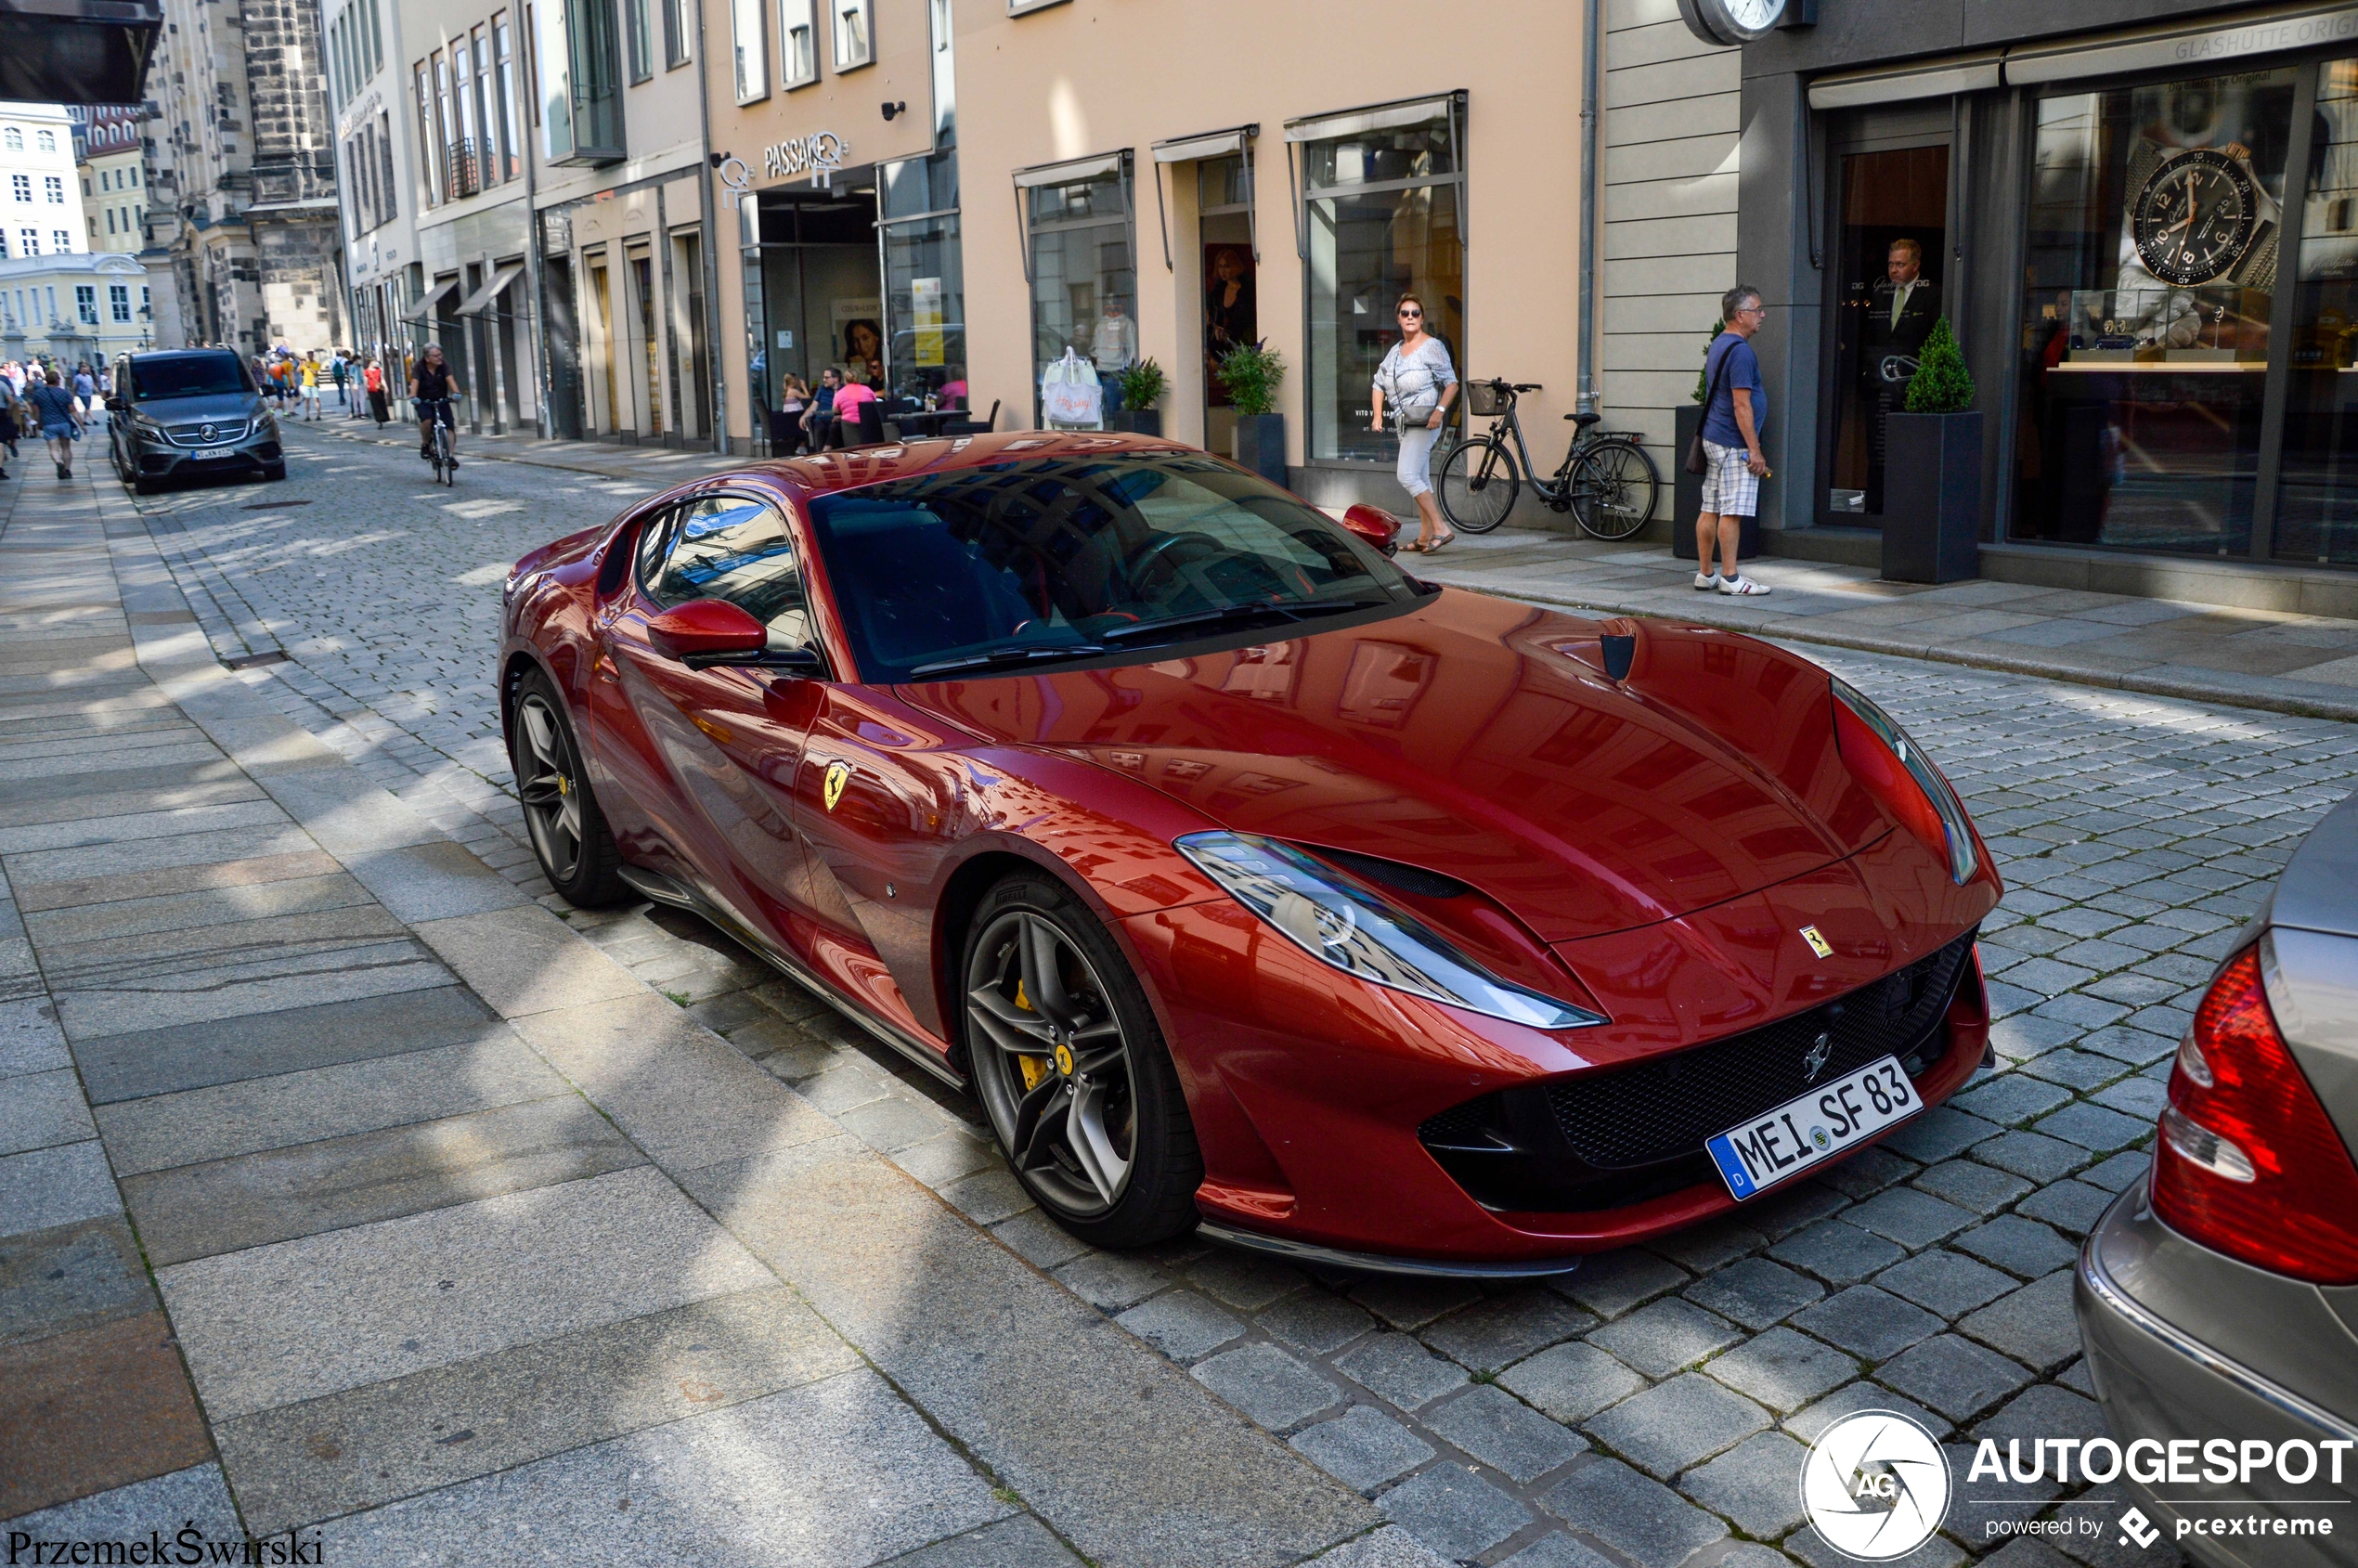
[2131,147,2265,287]
[1678,0,1787,46]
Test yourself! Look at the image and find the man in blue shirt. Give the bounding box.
[1697,285,1771,597]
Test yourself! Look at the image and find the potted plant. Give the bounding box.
[1673,319,1755,562]
[1218,341,1287,487]
[1108,358,1167,436]
[1883,317,1980,584]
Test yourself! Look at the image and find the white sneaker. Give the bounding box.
[1692,572,1721,590]
[1718,575,1771,596]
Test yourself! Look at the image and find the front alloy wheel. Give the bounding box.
[964,875,1201,1247]
[508,668,626,905]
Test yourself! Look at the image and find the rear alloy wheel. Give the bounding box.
[509,667,627,906]
[964,875,1201,1249]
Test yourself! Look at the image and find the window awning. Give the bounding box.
[2004,0,2358,86]
[1807,51,2002,110]
[1151,124,1254,163]
[1013,151,1123,189]
[1283,95,1452,144]
[399,277,461,324]
[456,263,525,317]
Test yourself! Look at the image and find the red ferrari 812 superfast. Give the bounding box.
[499,432,2000,1276]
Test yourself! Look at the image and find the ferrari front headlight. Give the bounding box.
[1175,831,1604,1030]
[1831,677,1977,885]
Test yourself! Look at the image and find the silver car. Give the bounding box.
[2077,787,2358,1567]
[108,348,287,492]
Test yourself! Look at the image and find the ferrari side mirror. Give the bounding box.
[646,599,768,663]
[1341,502,1402,556]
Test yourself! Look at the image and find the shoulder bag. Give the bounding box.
[1685,339,1735,476]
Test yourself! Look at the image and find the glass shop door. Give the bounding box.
[1824,137,1950,524]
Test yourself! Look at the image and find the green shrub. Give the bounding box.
[1217,341,1285,418]
[1903,317,1976,413]
[1691,319,1726,403]
[1115,357,1168,410]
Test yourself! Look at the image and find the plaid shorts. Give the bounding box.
[1700,439,1758,517]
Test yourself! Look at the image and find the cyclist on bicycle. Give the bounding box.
[410,343,464,469]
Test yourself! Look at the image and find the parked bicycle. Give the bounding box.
[416,395,456,486]
[1437,380,1660,538]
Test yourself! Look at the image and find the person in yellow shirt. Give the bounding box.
[298,353,322,421]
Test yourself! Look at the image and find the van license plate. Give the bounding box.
[1705,1055,1919,1199]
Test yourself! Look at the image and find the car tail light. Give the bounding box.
[1829,679,1977,885]
[2150,944,2358,1285]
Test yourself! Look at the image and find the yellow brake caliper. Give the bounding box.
[1013,978,1049,1090]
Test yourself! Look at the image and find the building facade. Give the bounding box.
[73,106,149,254]
[143,0,344,354]
[0,252,154,367]
[1668,0,2358,613]
[323,0,419,363]
[0,104,87,265]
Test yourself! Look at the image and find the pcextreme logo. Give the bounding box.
[1801,1410,1951,1561]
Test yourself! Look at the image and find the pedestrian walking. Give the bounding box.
[26,369,83,481]
[71,361,98,424]
[330,350,348,408]
[1370,292,1459,554]
[0,371,17,479]
[1694,284,1772,598]
[299,353,323,421]
[365,356,390,425]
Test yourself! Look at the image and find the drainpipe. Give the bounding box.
[693,0,726,454]
[1577,0,1601,417]
[524,67,550,438]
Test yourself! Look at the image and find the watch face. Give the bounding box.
[2133,149,2260,287]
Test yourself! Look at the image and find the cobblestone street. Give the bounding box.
[6,418,2355,1565]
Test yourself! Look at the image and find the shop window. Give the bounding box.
[733,0,769,102]
[831,0,872,71]
[2014,68,2297,557]
[882,150,964,407]
[1292,96,1465,464]
[1020,155,1134,428]
[2274,57,2358,565]
[780,0,816,89]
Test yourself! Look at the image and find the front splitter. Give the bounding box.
[1196,1220,1584,1280]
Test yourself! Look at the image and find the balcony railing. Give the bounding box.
[447,139,481,200]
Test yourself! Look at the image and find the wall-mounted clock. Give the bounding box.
[1678,0,1788,46]
[2132,148,2263,288]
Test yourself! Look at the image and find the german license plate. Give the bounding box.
[193,447,231,460]
[1706,1055,1919,1200]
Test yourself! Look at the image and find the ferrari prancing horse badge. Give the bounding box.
[823,760,850,811]
[1799,925,1833,960]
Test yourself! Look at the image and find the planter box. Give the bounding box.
[1106,409,1162,437]
[1882,411,1982,584]
[1671,402,1758,562]
[1233,413,1287,488]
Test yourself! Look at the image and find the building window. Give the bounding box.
[626,0,652,83]
[418,64,443,203]
[882,150,963,408]
[8,175,25,201]
[564,0,627,161]
[494,16,522,180]
[1020,154,1133,426]
[35,129,54,152]
[367,0,383,76]
[76,284,97,325]
[472,29,498,184]
[2014,68,2295,560]
[105,208,114,233]
[110,283,131,322]
[2271,56,2358,565]
[780,0,815,88]
[2,128,18,151]
[379,110,399,221]
[663,0,690,69]
[1294,95,1465,464]
[831,0,872,71]
[45,175,63,203]
[17,230,31,256]
[52,229,68,252]
[733,0,768,103]
[451,42,481,194]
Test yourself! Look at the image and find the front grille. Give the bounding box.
[1417,930,1976,1213]
[165,420,252,447]
[1545,934,1975,1169]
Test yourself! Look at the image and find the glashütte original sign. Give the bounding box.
[764,132,849,182]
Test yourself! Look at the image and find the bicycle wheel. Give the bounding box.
[1438,437,1520,534]
[1570,439,1660,541]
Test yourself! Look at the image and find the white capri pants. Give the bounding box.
[1396,418,1442,500]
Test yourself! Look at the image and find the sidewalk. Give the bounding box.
[0,457,1396,1566]
[1409,529,2358,725]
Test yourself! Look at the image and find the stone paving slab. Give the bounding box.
[312,1368,1013,1567]
[155,1165,777,1419]
[0,1311,214,1517]
[214,1285,862,1536]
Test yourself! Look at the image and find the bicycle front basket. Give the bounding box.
[1463,380,1513,418]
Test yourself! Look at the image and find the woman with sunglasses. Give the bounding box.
[1370,292,1458,552]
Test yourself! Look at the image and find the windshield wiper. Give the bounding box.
[906,643,1108,678]
[1099,597,1392,643]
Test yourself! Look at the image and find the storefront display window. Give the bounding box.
[1021,157,1134,428]
[2274,58,2358,565]
[1200,153,1255,455]
[741,192,882,452]
[882,150,964,408]
[2013,68,2298,556]
[1294,97,1464,464]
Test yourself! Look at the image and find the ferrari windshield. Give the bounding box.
[802,452,1423,682]
[125,352,254,401]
